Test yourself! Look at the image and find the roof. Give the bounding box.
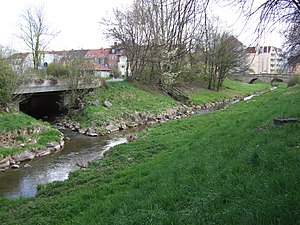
[92,62,110,71]
[245,47,256,54]
[9,52,30,60]
[246,46,282,54]
[85,48,110,59]
[82,61,110,71]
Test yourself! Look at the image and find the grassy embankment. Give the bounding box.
[0,82,299,224]
[188,78,270,104]
[72,81,178,130]
[0,112,61,160]
[72,79,269,128]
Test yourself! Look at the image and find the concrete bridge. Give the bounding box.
[229,74,293,84]
[14,78,105,95]
[13,78,123,119]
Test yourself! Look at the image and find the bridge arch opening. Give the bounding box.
[249,78,258,84]
[270,78,284,85]
[19,92,66,121]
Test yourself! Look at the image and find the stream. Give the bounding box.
[0,94,259,199]
[0,128,138,198]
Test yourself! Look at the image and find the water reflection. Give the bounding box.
[0,129,128,198]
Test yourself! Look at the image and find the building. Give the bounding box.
[10,46,128,78]
[83,47,128,78]
[246,46,287,74]
[84,48,111,77]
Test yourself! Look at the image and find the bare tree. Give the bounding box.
[60,50,93,113]
[232,0,300,25]
[227,0,300,63]
[286,22,300,69]
[101,0,209,87]
[17,5,59,72]
[190,16,247,91]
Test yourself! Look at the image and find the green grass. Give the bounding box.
[36,129,61,145]
[73,81,178,127]
[0,85,299,224]
[0,112,41,133]
[189,78,270,104]
[74,79,269,128]
[0,112,61,159]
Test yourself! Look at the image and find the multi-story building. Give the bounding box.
[10,46,128,78]
[246,46,287,74]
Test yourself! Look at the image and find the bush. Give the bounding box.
[46,63,70,77]
[48,76,58,84]
[287,75,300,87]
[34,78,44,84]
[110,66,121,78]
[0,56,16,108]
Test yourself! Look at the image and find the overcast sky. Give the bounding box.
[0,0,284,52]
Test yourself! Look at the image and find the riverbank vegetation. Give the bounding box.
[72,81,179,128]
[71,79,269,129]
[0,84,299,224]
[0,112,61,160]
[188,78,269,104]
[0,55,18,110]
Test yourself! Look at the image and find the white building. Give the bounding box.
[246,46,286,74]
[118,55,128,77]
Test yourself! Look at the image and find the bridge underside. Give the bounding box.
[20,92,65,120]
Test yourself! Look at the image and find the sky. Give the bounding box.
[0,0,284,52]
[213,1,285,48]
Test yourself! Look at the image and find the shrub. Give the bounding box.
[110,66,121,78]
[0,56,16,109]
[47,63,70,77]
[287,75,300,87]
[34,78,44,84]
[48,76,58,85]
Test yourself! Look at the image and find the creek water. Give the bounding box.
[0,128,134,198]
[0,94,258,199]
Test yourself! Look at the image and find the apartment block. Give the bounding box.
[246,46,286,74]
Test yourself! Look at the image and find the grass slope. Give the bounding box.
[0,112,61,159]
[189,79,270,104]
[0,85,299,225]
[0,112,41,133]
[73,81,178,127]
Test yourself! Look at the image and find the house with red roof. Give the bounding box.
[84,46,127,77]
[10,46,128,78]
[84,48,111,77]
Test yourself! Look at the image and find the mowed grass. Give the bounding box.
[189,78,270,104]
[73,81,178,127]
[0,85,299,224]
